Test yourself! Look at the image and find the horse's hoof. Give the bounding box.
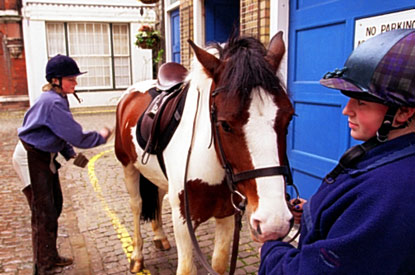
[130,259,144,273]
[154,238,171,251]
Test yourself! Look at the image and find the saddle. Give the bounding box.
[136,62,189,174]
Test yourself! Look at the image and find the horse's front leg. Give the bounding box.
[212,216,234,274]
[169,194,197,275]
[151,188,171,250]
[123,163,144,273]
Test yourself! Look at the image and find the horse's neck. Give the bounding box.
[185,73,225,184]
[187,72,213,144]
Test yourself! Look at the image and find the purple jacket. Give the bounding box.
[260,133,415,274]
[18,90,105,160]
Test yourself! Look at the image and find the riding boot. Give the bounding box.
[22,142,62,274]
[31,197,60,274]
[22,185,33,210]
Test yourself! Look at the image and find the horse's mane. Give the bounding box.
[215,35,286,108]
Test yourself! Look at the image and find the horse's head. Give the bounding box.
[188,32,295,242]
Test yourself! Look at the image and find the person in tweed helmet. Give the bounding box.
[260,29,415,274]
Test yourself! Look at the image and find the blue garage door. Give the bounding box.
[205,0,240,44]
[287,1,415,199]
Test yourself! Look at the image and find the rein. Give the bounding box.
[183,89,219,274]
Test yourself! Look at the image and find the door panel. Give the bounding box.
[171,9,180,63]
[205,0,240,44]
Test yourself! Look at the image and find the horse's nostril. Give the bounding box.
[252,219,263,235]
[256,223,262,235]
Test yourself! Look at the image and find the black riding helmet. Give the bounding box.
[46,54,86,83]
[46,54,86,103]
[320,29,415,142]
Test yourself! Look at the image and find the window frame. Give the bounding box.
[45,22,132,92]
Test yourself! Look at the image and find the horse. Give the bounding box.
[114,32,295,274]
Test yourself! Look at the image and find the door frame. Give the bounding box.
[193,0,205,46]
[270,0,290,85]
[164,0,180,62]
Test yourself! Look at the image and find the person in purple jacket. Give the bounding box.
[259,29,415,274]
[12,55,111,274]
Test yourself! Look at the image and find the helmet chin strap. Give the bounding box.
[376,106,408,142]
[51,78,62,89]
[324,105,407,183]
[73,92,82,104]
[51,78,82,103]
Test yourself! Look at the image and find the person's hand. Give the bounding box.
[99,127,112,141]
[289,198,307,224]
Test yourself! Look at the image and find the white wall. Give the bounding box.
[22,0,156,107]
[22,19,47,104]
[270,0,289,85]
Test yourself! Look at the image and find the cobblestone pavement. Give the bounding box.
[0,109,268,275]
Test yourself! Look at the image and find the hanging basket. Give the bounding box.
[135,25,161,50]
[137,41,153,49]
[140,0,159,4]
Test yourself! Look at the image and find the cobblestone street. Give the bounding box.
[0,109,262,275]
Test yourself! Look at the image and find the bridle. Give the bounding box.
[183,86,300,275]
[210,89,295,210]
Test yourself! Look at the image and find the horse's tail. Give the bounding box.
[139,174,160,222]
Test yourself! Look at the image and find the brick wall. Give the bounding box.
[179,0,193,70]
[258,0,270,44]
[0,0,29,109]
[240,0,270,45]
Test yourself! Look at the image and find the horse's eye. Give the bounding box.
[220,121,232,133]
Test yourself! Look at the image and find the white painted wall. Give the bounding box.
[270,0,290,85]
[193,0,204,46]
[21,0,156,107]
[22,19,47,105]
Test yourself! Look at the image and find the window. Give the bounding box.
[46,22,131,90]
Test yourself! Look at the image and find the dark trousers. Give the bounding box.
[21,141,63,273]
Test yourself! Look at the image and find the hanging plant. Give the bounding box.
[135,25,161,49]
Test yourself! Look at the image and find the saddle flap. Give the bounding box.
[136,84,189,155]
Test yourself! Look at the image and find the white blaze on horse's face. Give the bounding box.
[244,88,293,242]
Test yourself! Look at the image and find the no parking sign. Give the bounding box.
[354,9,415,48]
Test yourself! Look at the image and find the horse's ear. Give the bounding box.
[266,31,286,73]
[188,39,221,77]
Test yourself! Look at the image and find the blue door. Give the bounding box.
[205,0,240,44]
[171,9,180,63]
[287,1,415,199]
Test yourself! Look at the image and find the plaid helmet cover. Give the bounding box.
[320,29,415,107]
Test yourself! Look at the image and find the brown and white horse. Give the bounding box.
[115,32,294,274]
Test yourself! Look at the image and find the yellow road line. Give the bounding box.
[72,109,116,115]
[87,148,151,275]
